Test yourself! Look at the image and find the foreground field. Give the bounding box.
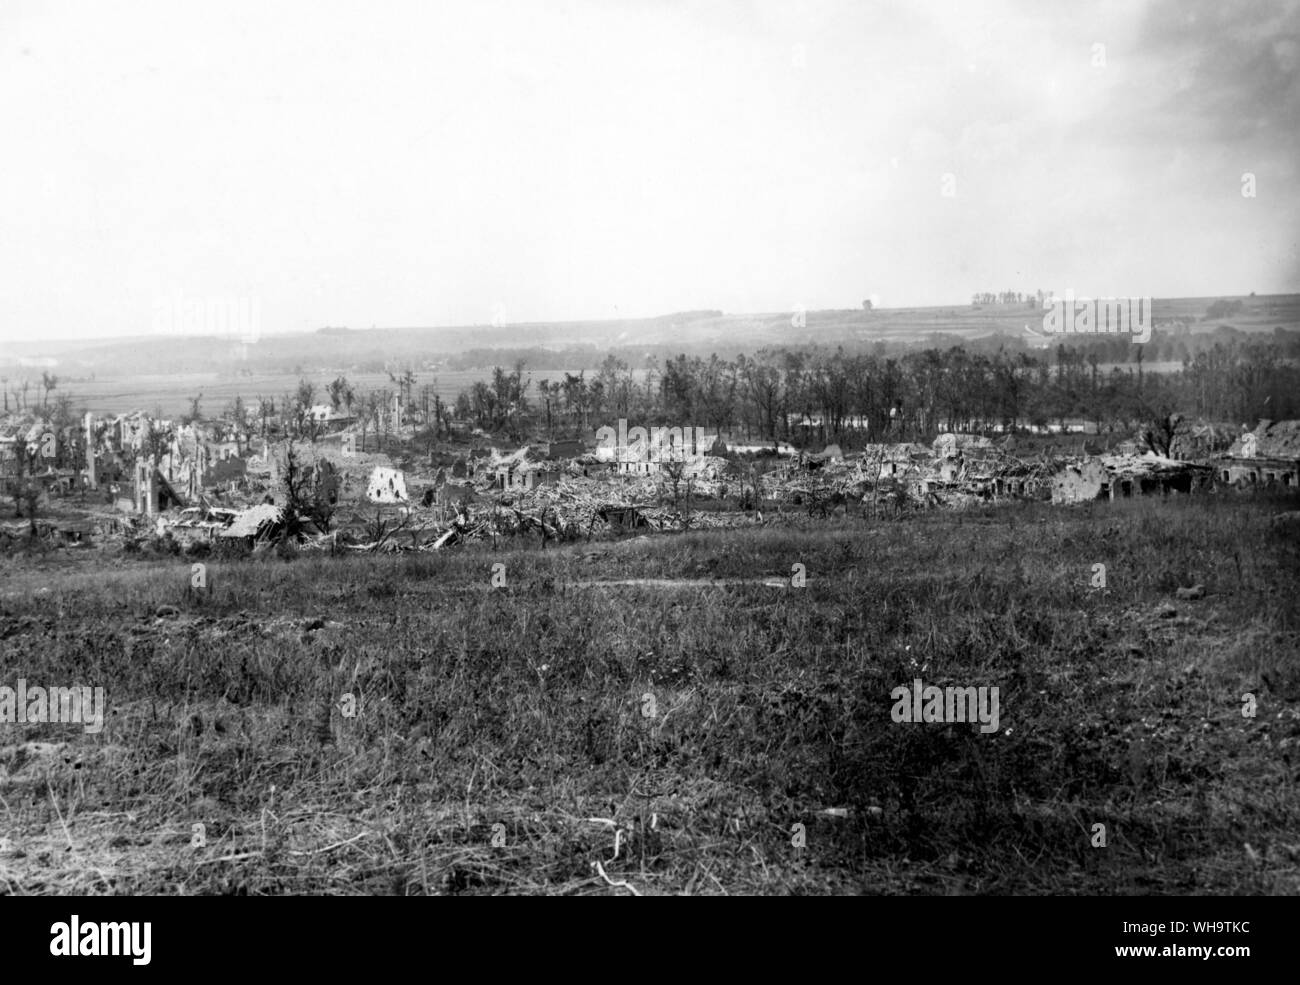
[1,494,1297,895]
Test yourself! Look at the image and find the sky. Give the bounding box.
[1,0,1297,342]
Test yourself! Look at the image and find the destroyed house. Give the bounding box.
[131,457,187,515]
[367,466,409,504]
[856,443,929,481]
[0,434,24,477]
[209,503,324,544]
[579,459,615,477]
[542,439,583,459]
[495,466,559,491]
[989,472,1048,498]
[1051,455,1212,504]
[1104,460,1212,498]
[218,503,285,542]
[31,467,80,497]
[307,405,355,427]
[113,413,151,452]
[207,453,249,485]
[1215,420,1300,488]
[598,505,649,530]
[165,505,240,545]
[890,441,1043,501]
[931,433,992,459]
[618,459,661,476]
[616,455,723,479]
[1170,422,1235,462]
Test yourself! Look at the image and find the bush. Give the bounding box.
[211,538,251,560]
[1205,298,1244,319]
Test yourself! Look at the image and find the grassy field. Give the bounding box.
[1,493,1297,895]
[42,371,508,420]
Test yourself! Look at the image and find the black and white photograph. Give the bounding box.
[0,0,1296,935]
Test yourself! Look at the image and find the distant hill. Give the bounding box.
[3,294,1296,377]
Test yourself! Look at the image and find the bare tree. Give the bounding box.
[402,368,416,413]
[364,390,385,451]
[257,396,276,445]
[327,375,353,413]
[1142,412,1182,458]
[280,439,335,539]
[661,457,687,506]
[10,440,40,527]
[356,391,374,453]
[227,395,247,453]
[40,371,58,409]
[295,378,316,429]
[141,419,174,465]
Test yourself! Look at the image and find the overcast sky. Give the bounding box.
[1,0,1297,342]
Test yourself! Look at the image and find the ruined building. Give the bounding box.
[1215,420,1300,488]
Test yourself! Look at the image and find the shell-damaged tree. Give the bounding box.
[280,439,336,540]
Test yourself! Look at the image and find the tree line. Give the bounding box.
[445,336,1300,447]
[212,333,1300,450]
[7,331,1297,475]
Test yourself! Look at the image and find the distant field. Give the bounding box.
[56,371,532,419]
[39,356,1193,419]
[6,294,1297,384]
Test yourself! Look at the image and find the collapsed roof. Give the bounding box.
[1227,420,1300,460]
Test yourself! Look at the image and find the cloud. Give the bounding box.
[1134,0,1300,142]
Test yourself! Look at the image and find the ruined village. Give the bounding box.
[4,384,1298,555]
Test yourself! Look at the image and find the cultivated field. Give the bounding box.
[1,493,1296,895]
[42,371,515,421]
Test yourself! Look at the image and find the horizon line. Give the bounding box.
[3,290,1295,349]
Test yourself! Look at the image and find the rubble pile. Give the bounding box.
[753,436,1059,509]
[1052,453,1212,504]
[5,403,1294,555]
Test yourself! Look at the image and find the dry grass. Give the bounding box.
[1,492,1297,894]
